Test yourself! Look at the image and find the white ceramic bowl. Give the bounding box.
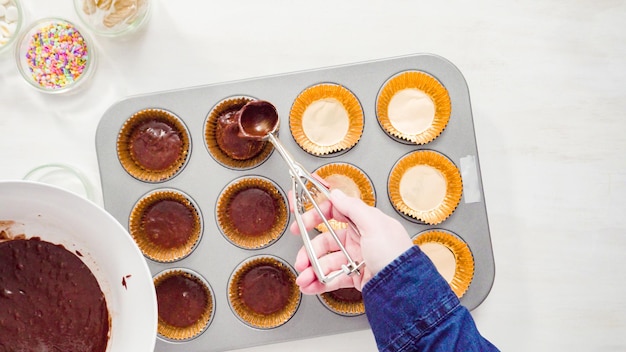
[0,180,157,351]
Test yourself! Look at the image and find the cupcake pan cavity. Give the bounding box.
[95,53,495,351]
[388,149,464,225]
[290,83,364,156]
[376,70,452,145]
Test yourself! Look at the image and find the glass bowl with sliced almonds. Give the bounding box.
[74,0,151,37]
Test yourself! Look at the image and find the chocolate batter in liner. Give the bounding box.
[228,256,300,329]
[153,268,214,341]
[216,176,288,250]
[117,108,191,183]
[319,288,365,316]
[204,96,274,170]
[129,189,202,262]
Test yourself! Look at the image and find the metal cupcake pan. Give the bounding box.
[95,53,495,351]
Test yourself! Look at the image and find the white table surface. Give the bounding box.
[2,1,625,351]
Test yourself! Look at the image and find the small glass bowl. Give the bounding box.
[15,18,96,94]
[73,0,151,37]
[0,0,24,56]
[23,163,96,202]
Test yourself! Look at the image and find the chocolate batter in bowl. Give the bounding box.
[0,181,158,351]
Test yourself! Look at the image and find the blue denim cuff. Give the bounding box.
[362,245,460,351]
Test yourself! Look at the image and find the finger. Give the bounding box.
[293,229,353,276]
[294,232,350,265]
[287,190,296,213]
[294,267,322,291]
[294,245,311,272]
[288,198,333,235]
[287,189,328,215]
[317,250,361,273]
[295,264,361,295]
[286,173,329,214]
[302,249,361,284]
[300,276,358,295]
[311,172,330,189]
[294,229,350,267]
[294,241,361,279]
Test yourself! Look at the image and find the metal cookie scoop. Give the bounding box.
[237,100,364,284]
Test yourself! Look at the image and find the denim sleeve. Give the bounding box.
[362,246,498,352]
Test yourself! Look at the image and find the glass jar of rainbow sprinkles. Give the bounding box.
[15,18,96,94]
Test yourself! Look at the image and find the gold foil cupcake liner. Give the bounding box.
[205,96,274,169]
[319,289,365,316]
[129,189,202,262]
[388,150,462,225]
[153,269,214,341]
[290,84,364,156]
[412,230,474,298]
[216,176,288,250]
[228,256,301,329]
[117,108,190,183]
[377,71,451,144]
[307,163,375,233]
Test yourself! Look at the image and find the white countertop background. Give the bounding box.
[1,1,625,351]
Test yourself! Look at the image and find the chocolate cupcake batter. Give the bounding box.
[215,109,266,160]
[156,274,208,328]
[240,265,291,315]
[228,188,277,237]
[0,238,110,351]
[130,120,183,170]
[143,199,195,249]
[328,288,362,303]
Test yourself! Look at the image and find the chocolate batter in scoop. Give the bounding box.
[0,238,110,351]
[215,109,266,160]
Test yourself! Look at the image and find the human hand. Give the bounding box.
[289,188,414,295]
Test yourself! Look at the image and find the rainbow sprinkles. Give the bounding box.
[24,20,90,90]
